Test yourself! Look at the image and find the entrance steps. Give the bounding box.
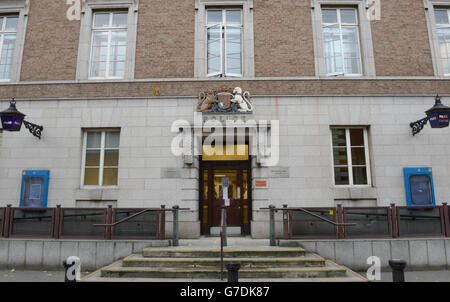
[81,238,367,282]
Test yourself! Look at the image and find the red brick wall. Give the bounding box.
[20,0,80,81]
[371,0,434,76]
[134,0,195,78]
[14,0,438,82]
[253,0,315,77]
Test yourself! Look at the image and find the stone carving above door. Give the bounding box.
[197,86,252,113]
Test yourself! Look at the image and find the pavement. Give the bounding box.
[0,268,449,282]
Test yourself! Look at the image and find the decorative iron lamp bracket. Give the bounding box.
[410,117,429,136]
[23,120,43,139]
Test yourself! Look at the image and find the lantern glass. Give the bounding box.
[1,114,24,131]
[0,100,26,131]
[428,112,449,128]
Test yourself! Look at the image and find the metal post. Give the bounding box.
[282,204,289,239]
[4,204,11,238]
[160,205,166,240]
[389,259,407,282]
[172,205,179,247]
[222,206,227,247]
[106,205,113,240]
[54,205,61,239]
[336,204,343,239]
[220,230,224,281]
[269,205,276,246]
[390,203,398,238]
[225,262,241,282]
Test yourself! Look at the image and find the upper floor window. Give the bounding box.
[321,8,362,76]
[76,0,138,81]
[206,9,242,77]
[82,129,120,187]
[194,0,254,78]
[331,127,371,186]
[89,11,128,79]
[311,0,375,77]
[434,8,450,75]
[0,15,19,81]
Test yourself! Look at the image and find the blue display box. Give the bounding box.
[20,170,50,208]
[403,167,435,206]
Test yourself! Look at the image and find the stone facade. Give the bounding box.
[0,0,450,238]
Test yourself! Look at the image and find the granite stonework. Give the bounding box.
[1,96,449,238]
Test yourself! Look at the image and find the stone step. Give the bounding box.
[122,254,326,268]
[142,248,306,258]
[100,262,348,279]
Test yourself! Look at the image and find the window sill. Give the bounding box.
[80,186,119,190]
[333,186,377,200]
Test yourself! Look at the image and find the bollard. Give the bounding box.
[225,262,241,282]
[389,259,407,282]
[63,256,81,282]
[269,205,276,246]
[172,205,179,247]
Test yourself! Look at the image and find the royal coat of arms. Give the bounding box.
[197,87,253,113]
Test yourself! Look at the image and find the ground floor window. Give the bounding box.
[331,127,371,186]
[81,129,120,187]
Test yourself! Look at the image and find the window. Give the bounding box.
[331,127,371,186]
[194,0,254,78]
[206,9,242,77]
[76,0,138,80]
[322,8,362,76]
[311,0,375,77]
[89,11,128,79]
[0,15,18,80]
[82,130,120,187]
[434,8,450,75]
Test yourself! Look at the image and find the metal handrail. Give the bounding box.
[260,206,356,227]
[93,207,190,227]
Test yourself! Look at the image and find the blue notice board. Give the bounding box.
[403,167,435,206]
[20,170,50,208]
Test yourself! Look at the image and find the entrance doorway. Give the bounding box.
[200,156,251,236]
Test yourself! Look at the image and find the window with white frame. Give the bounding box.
[331,127,371,186]
[321,8,362,76]
[82,130,120,187]
[206,9,242,77]
[89,11,128,79]
[0,15,18,81]
[434,8,450,75]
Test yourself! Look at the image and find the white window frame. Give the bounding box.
[206,8,244,77]
[0,0,29,83]
[321,7,363,76]
[81,129,120,189]
[311,0,376,78]
[331,127,372,187]
[195,0,254,78]
[424,0,450,77]
[88,11,128,80]
[76,0,139,81]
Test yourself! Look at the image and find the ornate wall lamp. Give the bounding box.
[0,98,43,139]
[410,95,450,136]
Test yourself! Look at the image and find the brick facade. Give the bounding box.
[371,0,434,76]
[5,0,444,86]
[20,0,80,81]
